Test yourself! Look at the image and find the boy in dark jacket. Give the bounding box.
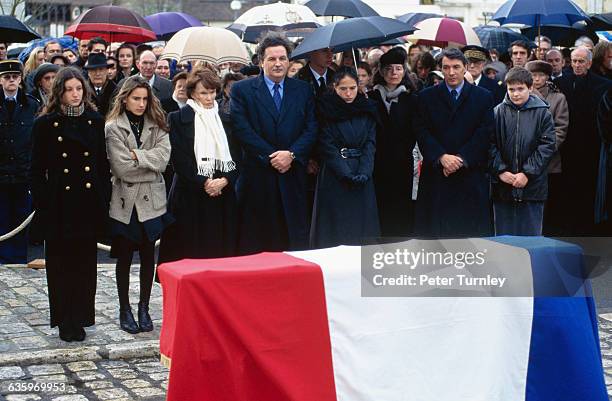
[490,67,556,235]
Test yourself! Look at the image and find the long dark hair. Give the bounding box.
[106,75,168,131]
[41,66,97,116]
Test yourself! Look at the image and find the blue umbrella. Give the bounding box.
[473,25,535,54]
[291,16,415,59]
[144,12,203,41]
[304,0,378,18]
[18,36,78,63]
[397,12,443,28]
[493,0,591,27]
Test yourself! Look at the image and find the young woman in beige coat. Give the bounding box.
[105,76,171,334]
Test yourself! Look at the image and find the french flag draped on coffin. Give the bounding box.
[157,236,607,401]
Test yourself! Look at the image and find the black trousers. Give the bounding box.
[113,236,155,307]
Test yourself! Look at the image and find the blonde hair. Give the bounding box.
[106,75,168,131]
[24,47,44,77]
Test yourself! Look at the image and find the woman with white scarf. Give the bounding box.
[158,66,239,263]
[367,47,419,237]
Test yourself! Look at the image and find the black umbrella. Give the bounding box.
[590,13,612,31]
[291,16,414,59]
[304,0,379,18]
[0,16,41,43]
[396,12,443,28]
[521,24,598,47]
[474,25,534,54]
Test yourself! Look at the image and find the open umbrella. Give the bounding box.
[492,0,590,34]
[396,12,443,28]
[65,5,156,43]
[161,27,249,66]
[18,36,78,63]
[590,13,612,31]
[0,16,41,43]
[145,12,203,41]
[407,18,481,48]
[521,24,598,47]
[304,0,378,18]
[291,16,414,59]
[473,25,534,54]
[227,2,320,43]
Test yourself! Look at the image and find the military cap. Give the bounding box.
[0,60,23,76]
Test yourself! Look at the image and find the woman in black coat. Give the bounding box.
[368,47,418,237]
[30,66,110,342]
[158,67,239,263]
[311,68,380,248]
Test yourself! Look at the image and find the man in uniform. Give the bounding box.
[0,60,39,263]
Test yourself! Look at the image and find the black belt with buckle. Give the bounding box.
[340,147,362,159]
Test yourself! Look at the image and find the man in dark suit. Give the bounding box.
[84,53,116,117]
[117,50,172,104]
[555,46,612,235]
[295,47,335,97]
[231,32,318,254]
[463,45,505,105]
[413,48,495,238]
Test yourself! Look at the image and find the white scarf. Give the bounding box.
[187,99,236,178]
[374,84,407,113]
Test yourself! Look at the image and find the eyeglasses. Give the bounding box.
[1,73,21,81]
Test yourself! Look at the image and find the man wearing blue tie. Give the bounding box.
[413,48,495,238]
[0,60,40,263]
[231,32,318,254]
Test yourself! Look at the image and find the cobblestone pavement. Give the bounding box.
[1,264,612,400]
[0,265,166,400]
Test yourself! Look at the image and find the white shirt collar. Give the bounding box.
[474,74,482,86]
[309,65,328,84]
[140,74,155,87]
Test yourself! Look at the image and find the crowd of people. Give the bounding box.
[0,31,611,341]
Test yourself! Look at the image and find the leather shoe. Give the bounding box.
[138,302,153,332]
[58,323,73,342]
[72,326,86,342]
[119,306,140,334]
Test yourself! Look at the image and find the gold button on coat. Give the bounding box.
[84,152,89,156]
[63,169,69,174]
[65,186,70,191]
[53,122,59,127]
[84,166,90,172]
[62,153,67,158]
[57,136,63,142]
[85,183,91,189]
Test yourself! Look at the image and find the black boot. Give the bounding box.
[119,306,140,334]
[58,322,73,342]
[138,302,153,332]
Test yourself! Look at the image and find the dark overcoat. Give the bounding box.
[230,74,318,253]
[413,82,494,238]
[310,112,379,248]
[477,74,506,106]
[30,109,110,328]
[158,105,239,262]
[30,109,111,241]
[368,89,417,237]
[555,71,612,234]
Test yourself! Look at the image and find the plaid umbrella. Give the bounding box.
[473,25,534,54]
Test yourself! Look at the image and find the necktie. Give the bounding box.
[272,83,281,111]
[95,88,101,96]
[450,89,458,104]
[318,76,326,93]
[6,98,16,115]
